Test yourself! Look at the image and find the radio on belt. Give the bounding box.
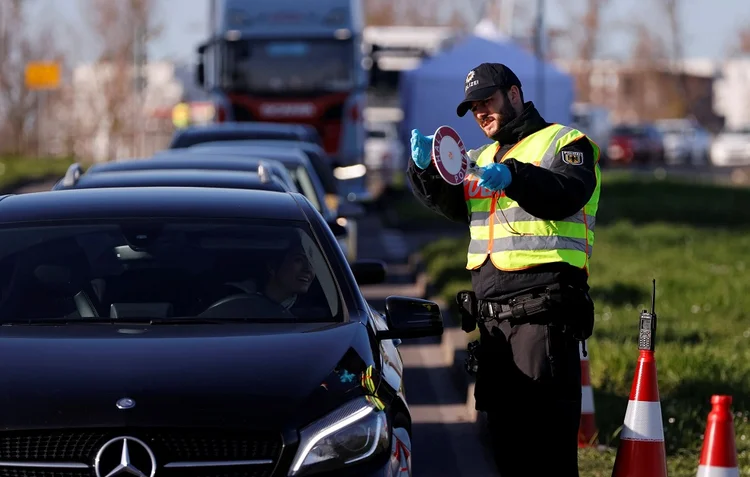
[638,279,657,351]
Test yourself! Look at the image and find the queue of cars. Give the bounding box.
[0,122,441,477]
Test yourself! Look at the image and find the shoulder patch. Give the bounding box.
[561,150,584,166]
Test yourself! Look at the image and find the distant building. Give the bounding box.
[713,57,750,130]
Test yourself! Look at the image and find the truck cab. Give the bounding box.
[195,0,367,168]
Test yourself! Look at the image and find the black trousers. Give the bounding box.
[474,311,583,477]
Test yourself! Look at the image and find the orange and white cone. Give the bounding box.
[611,349,667,477]
[697,395,739,477]
[579,340,598,447]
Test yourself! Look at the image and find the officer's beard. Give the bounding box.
[489,102,520,142]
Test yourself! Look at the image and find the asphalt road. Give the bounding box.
[357,216,497,476]
[605,163,746,185]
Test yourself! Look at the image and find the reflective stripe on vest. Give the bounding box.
[464,124,601,271]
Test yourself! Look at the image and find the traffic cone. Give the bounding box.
[579,340,599,447]
[697,395,739,477]
[611,349,667,477]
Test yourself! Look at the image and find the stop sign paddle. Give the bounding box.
[431,125,482,185]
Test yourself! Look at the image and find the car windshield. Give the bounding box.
[611,126,646,136]
[286,165,322,212]
[0,220,341,323]
[657,123,689,134]
[223,39,354,93]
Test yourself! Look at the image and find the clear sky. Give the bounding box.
[27,0,750,64]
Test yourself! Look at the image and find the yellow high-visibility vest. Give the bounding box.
[464,124,601,272]
[172,102,190,129]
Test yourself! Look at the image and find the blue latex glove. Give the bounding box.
[410,129,434,169]
[477,163,512,191]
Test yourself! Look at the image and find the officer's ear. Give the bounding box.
[506,86,524,108]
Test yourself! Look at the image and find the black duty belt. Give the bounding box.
[477,283,561,326]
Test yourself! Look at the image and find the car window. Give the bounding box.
[0,221,341,323]
[288,166,322,212]
[611,126,645,136]
[657,125,683,134]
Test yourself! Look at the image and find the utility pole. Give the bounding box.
[534,0,545,115]
[133,23,147,157]
[502,0,515,37]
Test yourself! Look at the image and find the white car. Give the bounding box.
[365,120,405,186]
[710,128,750,167]
[655,119,711,165]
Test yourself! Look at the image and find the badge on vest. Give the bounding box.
[561,151,584,166]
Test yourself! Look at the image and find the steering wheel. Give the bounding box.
[199,294,258,318]
[200,292,295,319]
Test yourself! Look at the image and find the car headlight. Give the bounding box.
[334,164,367,180]
[288,396,389,476]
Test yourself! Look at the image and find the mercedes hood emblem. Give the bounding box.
[94,436,156,477]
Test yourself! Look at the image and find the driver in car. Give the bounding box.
[258,237,316,313]
[225,234,316,318]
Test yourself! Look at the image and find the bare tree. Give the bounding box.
[365,0,397,26]
[81,0,162,160]
[365,0,438,26]
[626,23,672,121]
[0,0,67,155]
[733,24,750,54]
[549,0,611,102]
[657,0,691,118]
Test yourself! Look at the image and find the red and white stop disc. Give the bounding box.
[431,125,469,185]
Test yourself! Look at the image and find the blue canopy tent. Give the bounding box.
[399,35,575,152]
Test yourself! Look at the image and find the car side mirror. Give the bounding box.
[376,296,444,341]
[327,220,348,238]
[351,259,386,285]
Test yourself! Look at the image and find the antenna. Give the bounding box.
[651,278,656,315]
[638,279,657,351]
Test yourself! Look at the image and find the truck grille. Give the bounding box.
[0,429,283,477]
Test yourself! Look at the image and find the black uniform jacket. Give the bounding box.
[407,102,598,299]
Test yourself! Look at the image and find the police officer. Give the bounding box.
[407,63,600,476]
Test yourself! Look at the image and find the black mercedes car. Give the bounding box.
[0,187,442,476]
[168,123,322,149]
[54,156,359,262]
[54,168,295,194]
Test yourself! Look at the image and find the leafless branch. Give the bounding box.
[81,0,162,160]
[0,0,70,155]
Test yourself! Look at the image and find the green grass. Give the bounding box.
[0,156,75,192]
[420,175,750,476]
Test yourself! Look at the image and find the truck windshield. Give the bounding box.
[224,39,354,93]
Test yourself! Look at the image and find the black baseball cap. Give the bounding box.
[456,63,522,117]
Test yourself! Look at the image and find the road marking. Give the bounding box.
[410,404,473,424]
